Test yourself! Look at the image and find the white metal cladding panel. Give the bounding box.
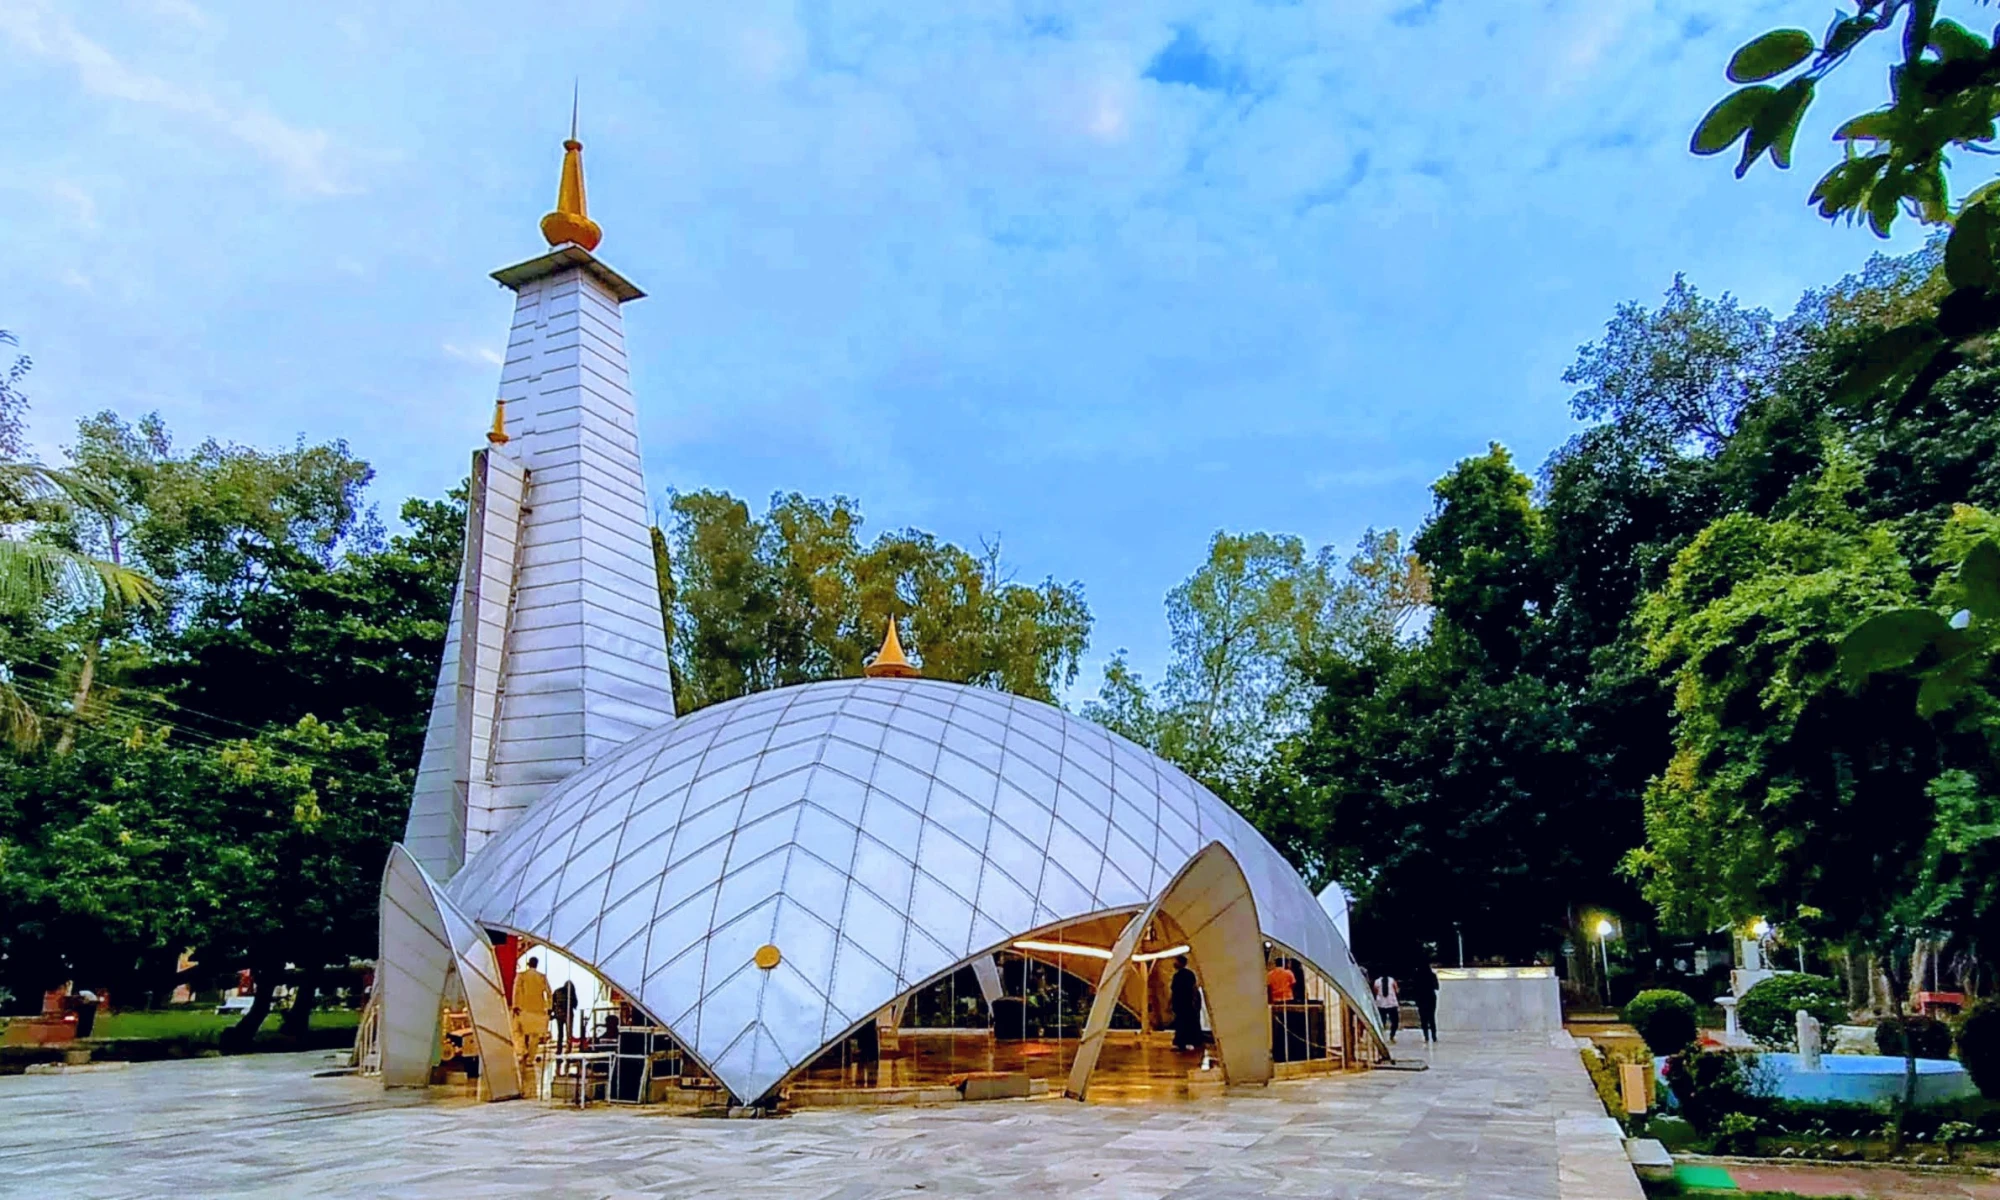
[449,677,1384,1104]
[378,844,520,1099]
[403,450,525,881]
[475,261,675,866]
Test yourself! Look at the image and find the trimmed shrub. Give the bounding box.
[1664,1046,1760,1134]
[1625,989,1701,1055]
[1874,1014,1953,1060]
[1644,1114,1699,1151]
[1961,1000,2000,1100]
[1736,973,1846,1048]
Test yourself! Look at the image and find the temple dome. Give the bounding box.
[447,676,1378,1103]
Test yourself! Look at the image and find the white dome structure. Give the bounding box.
[373,142,1392,1108]
[443,676,1385,1104]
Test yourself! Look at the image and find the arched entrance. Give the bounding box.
[1066,841,1269,1100]
[377,844,522,1099]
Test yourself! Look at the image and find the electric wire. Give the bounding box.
[3,672,414,797]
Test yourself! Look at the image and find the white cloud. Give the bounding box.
[49,179,97,229]
[442,343,504,367]
[138,0,210,28]
[0,0,343,194]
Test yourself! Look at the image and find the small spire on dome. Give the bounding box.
[539,82,603,252]
[864,617,919,678]
[486,398,510,445]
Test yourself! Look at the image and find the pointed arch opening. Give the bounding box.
[770,907,1209,1105]
[1066,841,1271,1100]
[377,844,522,1100]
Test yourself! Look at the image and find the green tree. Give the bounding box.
[1564,274,1778,454]
[1629,456,1936,934]
[662,489,1090,712]
[1156,531,1328,784]
[1628,456,1993,1129]
[0,714,403,1033]
[1087,528,1425,794]
[1411,445,1545,667]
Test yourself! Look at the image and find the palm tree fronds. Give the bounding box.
[0,462,129,517]
[0,539,160,615]
[0,679,41,750]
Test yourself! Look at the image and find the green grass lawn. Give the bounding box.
[1645,1186,1859,1199]
[93,1008,360,1041]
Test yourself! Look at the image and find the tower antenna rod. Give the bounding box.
[570,79,579,141]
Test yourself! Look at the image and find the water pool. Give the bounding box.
[1657,1052,1976,1107]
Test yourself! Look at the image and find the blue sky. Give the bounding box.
[0,0,1935,696]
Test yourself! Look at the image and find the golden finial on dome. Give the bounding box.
[539,83,603,252]
[486,398,509,445]
[864,617,919,678]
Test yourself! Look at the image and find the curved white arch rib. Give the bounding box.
[378,844,521,1100]
[1067,841,1270,1100]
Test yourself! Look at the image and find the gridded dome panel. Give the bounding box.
[448,677,1379,1103]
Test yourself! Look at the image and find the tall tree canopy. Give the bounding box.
[661,489,1091,713]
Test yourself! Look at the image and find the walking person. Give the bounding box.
[1372,971,1400,1042]
[1406,962,1440,1045]
[1170,955,1203,1052]
[512,954,554,1086]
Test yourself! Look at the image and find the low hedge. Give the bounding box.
[1757,1095,2000,1142]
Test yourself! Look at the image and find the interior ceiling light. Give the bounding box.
[1009,939,1194,964]
[1011,939,1113,960]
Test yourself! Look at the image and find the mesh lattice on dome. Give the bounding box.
[448,677,1380,1102]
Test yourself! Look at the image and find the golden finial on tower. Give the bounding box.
[539,82,603,252]
[863,617,920,678]
[486,398,510,445]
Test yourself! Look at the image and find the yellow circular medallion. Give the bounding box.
[754,944,782,970]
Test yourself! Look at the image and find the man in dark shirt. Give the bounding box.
[1406,963,1441,1045]
[1170,956,1202,1051]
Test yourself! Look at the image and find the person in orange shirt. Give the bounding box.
[1265,954,1296,1006]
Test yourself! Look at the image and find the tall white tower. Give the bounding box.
[403,126,677,881]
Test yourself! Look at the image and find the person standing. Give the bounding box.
[1406,963,1440,1045]
[1170,956,1203,1052]
[1264,954,1296,1006]
[550,978,578,1052]
[512,955,554,1071]
[1371,972,1400,1042]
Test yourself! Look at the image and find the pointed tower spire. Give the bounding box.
[539,85,603,252]
[864,617,920,678]
[403,121,670,881]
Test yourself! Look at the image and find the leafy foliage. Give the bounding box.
[1875,1013,1956,1057]
[1694,2,2000,235]
[1625,988,1702,1055]
[1664,1046,1760,1134]
[1960,999,2000,1097]
[662,489,1090,713]
[1736,974,1849,1048]
[1084,526,1428,797]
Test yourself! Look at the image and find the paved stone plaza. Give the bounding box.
[0,1034,1639,1199]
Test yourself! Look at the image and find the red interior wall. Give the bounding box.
[492,933,519,1001]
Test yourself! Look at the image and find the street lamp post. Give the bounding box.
[1595,918,1615,1006]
